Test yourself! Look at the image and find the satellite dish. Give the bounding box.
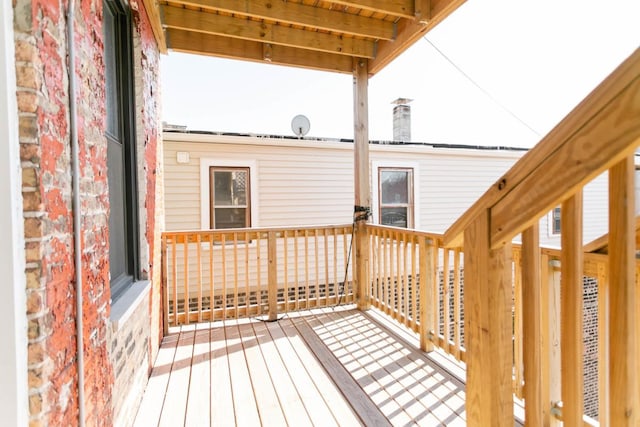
[291,115,310,137]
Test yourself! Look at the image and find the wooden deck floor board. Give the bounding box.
[135,306,490,427]
[225,319,262,427]
[159,325,197,427]
[210,321,235,427]
[236,321,288,427]
[133,330,180,427]
[185,322,211,427]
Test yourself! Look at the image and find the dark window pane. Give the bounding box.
[214,208,247,229]
[381,170,408,204]
[103,4,119,138]
[381,207,407,228]
[214,170,248,206]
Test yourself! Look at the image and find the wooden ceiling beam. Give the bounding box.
[167,0,395,41]
[166,29,355,74]
[328,0,415,19]
[162,5,376,58]
[369,0,466,74]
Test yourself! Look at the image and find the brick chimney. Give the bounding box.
[392,98,412,142]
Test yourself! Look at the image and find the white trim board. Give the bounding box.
[0,0,28,425]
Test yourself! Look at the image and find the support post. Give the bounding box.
[268,231,278,321]
[522,224,542,426]
[608,156,638,426]
[560,192,583,426]
[353,58,371,311]
[464,210,513,426]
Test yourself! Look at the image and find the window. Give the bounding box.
[550,206,561,235]
[378,167,414,228]
[209,167,250,229]
[104,0,138,301]
[199,159,257,230]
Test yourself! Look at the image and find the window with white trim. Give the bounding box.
[209,167,250,229]
[378,167,414,228]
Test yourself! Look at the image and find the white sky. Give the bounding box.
[161,0,639,148]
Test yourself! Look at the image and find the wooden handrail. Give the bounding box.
[444,47,640,249]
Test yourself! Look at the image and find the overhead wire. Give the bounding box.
[423,36,542,138]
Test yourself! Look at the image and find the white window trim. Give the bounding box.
[371,160,420,229]
[548,206,561,236]
[200,158,258,230]
[0,1,28,424]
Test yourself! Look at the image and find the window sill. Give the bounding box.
[110,280,150,330]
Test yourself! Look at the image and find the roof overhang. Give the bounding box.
[141,0,466,75]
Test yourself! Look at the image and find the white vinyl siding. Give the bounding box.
[163,133,609,248]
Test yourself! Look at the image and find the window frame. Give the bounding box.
[200,158,258,230]
[371,161,419,229]
[104,0,139,302]
[209,166,251,229]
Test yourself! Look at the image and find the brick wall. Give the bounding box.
[13,0,162,424]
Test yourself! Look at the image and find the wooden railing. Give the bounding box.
[443,47,640,426]
[161,225,354,329]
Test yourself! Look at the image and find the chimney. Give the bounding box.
[392,98,412,142]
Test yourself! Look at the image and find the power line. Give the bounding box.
[423,36,542,138]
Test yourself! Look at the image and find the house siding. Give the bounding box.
[12,0,162,425]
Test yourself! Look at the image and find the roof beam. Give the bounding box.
[167,0,395,40]
[369,0,466,74]
[166,29,354,74]
[162,5,376,58]
[328,0,415,19]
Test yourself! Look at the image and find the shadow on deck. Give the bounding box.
[134,306,520,426]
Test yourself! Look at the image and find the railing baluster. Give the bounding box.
[196,233,202,323]
[410,236,417,333]
[183,234,189,325]
[209,234,214,321]
[561,192,584,426]
[171,236,177,325]
[161,235,168,334]
[443,248,450,350]
[221,234,226,319]
[513,248,523,397]
[304,229,309,308]
[596,260,609,426]
[453,248,461,361]
[522,224,542,425]
[294,229,299,311]
[419,236,434,352]
[283,231,289,313]
[244,231,250,316]
[324,229,329,307]
[541,256,562,426]
[268,231,277,321]
[232,233,239,318]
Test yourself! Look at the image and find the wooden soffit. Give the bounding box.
[142,0,466,75]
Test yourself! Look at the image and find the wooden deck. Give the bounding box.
[134,306,470,426]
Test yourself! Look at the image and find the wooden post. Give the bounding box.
[353,57,371,311]
[560,192,583,426]
[522,224,542,426]
[608,156,638,426]
[419,236,434,352]
[541,256,562,427]
[268,231,278,321]
[464,210,513,426]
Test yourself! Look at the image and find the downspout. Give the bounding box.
[66,1,86,426]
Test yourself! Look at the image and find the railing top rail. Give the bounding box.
[365,223,445,244]
[162,223,354,239]
[444,47,640,249]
